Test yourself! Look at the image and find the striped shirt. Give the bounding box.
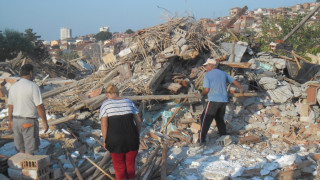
[99,98,138,119]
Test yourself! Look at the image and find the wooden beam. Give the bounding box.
[88,93,201,111]
[39,114,78,128]
[136,145,161,177]
[67,151,83,180]
[292,51,301,69]
[220,62,251,68]
[283,3,320,42]
[160,143,168,180]
[84,155,115,180]
[231,92,259,97]
[292,51,310,63]
[212,6,248,41]
[42,78,87,99]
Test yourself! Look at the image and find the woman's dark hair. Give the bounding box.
[20,64,34,76]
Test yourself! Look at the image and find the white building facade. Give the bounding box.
[60,27,72,40]
[99,26,109,32]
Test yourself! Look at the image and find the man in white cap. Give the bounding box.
[199,58,243,144]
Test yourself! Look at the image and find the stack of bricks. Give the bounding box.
[7,153,51,180]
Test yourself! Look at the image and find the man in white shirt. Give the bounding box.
[8,64,49,155]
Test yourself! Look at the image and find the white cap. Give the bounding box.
[203,58,217,66]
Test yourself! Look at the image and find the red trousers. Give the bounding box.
[111,150,138,180]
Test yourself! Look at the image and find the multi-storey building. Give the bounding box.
[100,26,110,32]
[60,27,72,40]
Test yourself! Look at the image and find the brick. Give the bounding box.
[270,106,281,117]
[300,102,309,122]
[268,124,290,136]
[306,86,318,105]
[8,153,33,169]
[304,124,320,135]
[277,169,301,180]
[168,131,191,143]
[310,153,320,161]
[22,167,50,180]
[87,87,102,98]
[239,135,261,144]
[216,135,232,146]
[22,155,50,170]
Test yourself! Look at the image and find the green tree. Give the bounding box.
[0,29,49,62]
[24,28,49,61]
[259,15,320,55]
[95,31,112,42]
[125,29,135,34]
[0,29,33,61]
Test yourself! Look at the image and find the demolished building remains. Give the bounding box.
[1,5,320,180]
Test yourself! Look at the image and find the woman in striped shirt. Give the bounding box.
[99,83,142,180]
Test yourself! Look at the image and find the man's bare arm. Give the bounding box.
[202,88,210,96]
[36,104,49,133]
[232,80,243,94]
[8,104,13,131]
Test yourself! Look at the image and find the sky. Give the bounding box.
[0,0,316,41]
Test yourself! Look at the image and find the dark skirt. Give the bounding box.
[105,114,140,153]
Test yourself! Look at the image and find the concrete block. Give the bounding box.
[52,168,62,180]
[0,155,8,174]
[239,135,261,144]
[109,166,115,175]
[300,102,310,122]
[22,167,50,180]
[190,123,200,133]
[192,133,199,144]
[22,155,50,170]
[0,174,10,180]
[190,103,203,115]
[8,153,33,169]
[216,135,232,146]
[8,168,22,180]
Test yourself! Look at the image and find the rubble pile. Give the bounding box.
[0,15,319,179]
